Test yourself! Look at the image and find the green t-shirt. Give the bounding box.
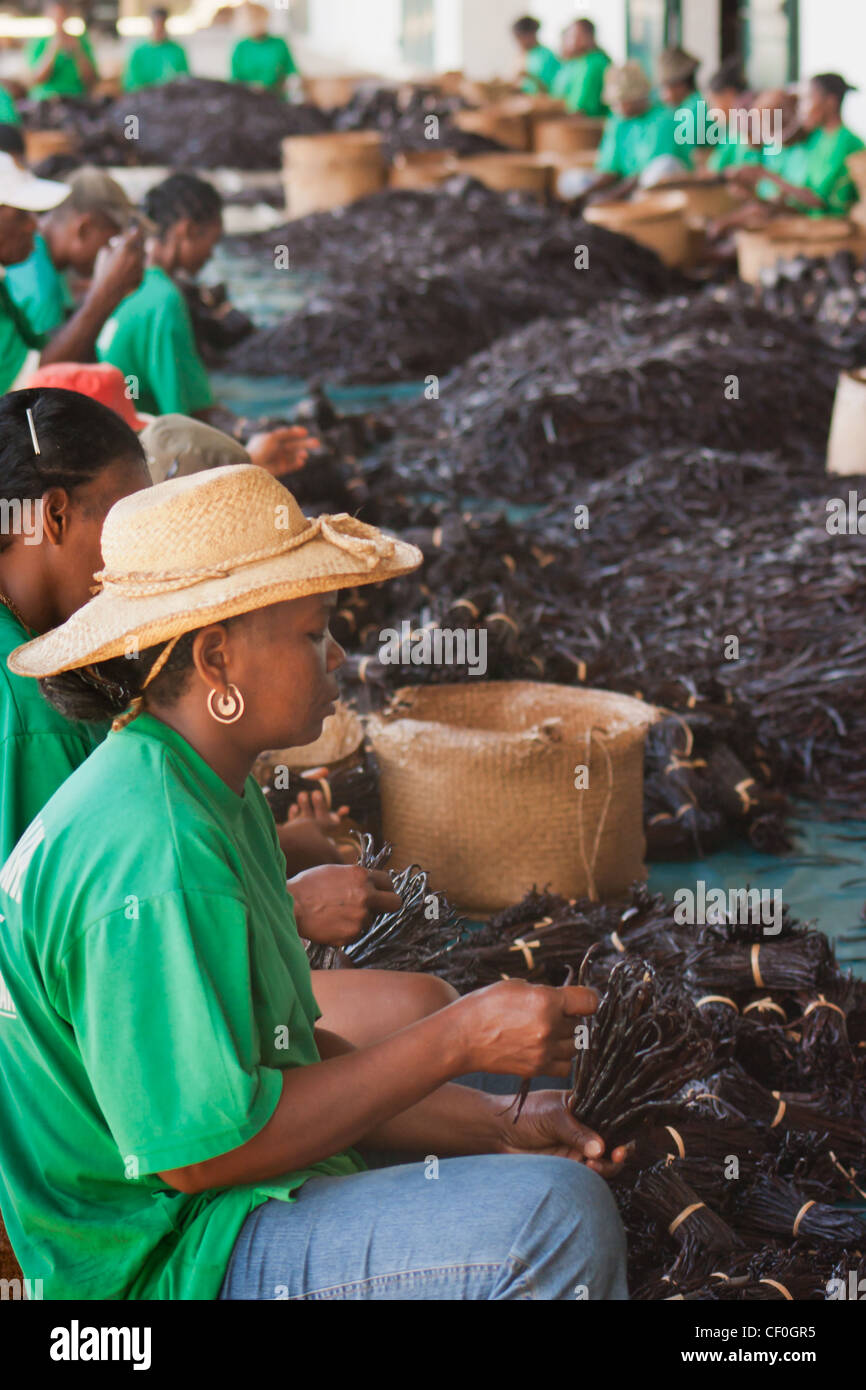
[96,266,214,417]
[5,233,74,337]
[520,44,561,96]
[230,35,296,92]
[707,137,763,174]
[0,84,20,126]
[0,605,105,864]
[0,276,43,395]
[0,712,365,1301]
[551,49,611,117]
[758,125,865,216]
[26,32,97,100]
[670,90,712,148]
[123,38,189,92]
[596,103,693,179]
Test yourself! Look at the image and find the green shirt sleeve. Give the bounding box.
[595,115,622,175]
[57,891,285,1174]
[0,85,20,126]
[146,286,214,416]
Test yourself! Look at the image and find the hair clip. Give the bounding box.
[25,408,40,456]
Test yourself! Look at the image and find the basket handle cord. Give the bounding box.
[576,727,614,902]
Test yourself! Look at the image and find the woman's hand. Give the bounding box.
[246,426,320,476]
[455,979,599,1079]
[494,1090,631,1178]
[289,864,402,946]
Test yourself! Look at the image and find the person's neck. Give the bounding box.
[822,114,843,131]
[0,554,60,635]
[41,219,68,273]
[148,702,253,797]
[147,241,176,275]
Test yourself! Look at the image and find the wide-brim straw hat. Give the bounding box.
[9,464,422,678]
[603,61,652,107]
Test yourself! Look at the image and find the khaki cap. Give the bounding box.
[140,413,251,484]
[62,167,156,233]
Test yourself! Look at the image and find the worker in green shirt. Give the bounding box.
[230,2,298,95]
[703,59,761,173]
[511,15,560,96]
[551,17,611,117]
[0,86,20,127]
[586,61,691,199]
[123,6,190,93]
[97,173,316,478]
[658,44,712,152]
[0,390,150,864]
[0,460,628,1301]
[7,167,145,339]
[25,2,98,101]
[750,73,865,216]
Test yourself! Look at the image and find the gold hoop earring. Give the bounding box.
[207,684,245,725]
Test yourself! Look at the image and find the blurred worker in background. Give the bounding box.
[6,168,146,341]
[746,73,865,216]
[587,61,691,198]
[25,2,99,101]
[123,6,190,93]
[511,15,561,96]
[551,17,611,117]
[658,45,708,151]
[230,2,298,97]
[96,173,315,474]
[704,59,760,173]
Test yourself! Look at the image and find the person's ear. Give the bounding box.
[191,624,233,692]
[41,487,71,547]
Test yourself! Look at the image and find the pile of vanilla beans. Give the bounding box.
[327,847,866,1300]
[20,79,502,176]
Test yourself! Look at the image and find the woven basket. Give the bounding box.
[735,216,864,285]
[846,149,866,200]
[453,105,532,151]
[389,150,458,189]
[456,152,554,197]
[826,368,866,476]
[367,682,657,914]
[532,114,605,154]
[256,702,364,779]
[584,192,690,267]
[281,131,386,218]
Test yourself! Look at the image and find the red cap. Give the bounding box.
[22,363,149,432]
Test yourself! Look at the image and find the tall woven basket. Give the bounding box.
[367,682,657,914]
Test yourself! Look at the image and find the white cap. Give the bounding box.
[0,153,69,213]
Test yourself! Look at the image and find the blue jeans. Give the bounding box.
[219,1076,628,1301]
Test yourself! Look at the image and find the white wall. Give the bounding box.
[799,0,866,138]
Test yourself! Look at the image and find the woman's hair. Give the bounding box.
[0,123,25,158]
[40,618,240,723]
[144,172,224,237]
[708,58,747,94]
[811,73,853,106]
[0,389,145,553]
[512,16,540,39]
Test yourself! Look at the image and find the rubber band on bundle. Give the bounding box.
[451,598,480,619]
[532,917,553,930]
[509,937,539,970]
[668,1202,705,1236]
[743,996,785,1020]
[336,607,356,631]
[803,995,846,1018]
[502,554,516,572]
[696,995,739,1011]
[358,656,372,684]
[431,526,443,548]
[486,612,519,633]
[760,1279,793,1300]
[735,777,757,811]
[792,1200,814,1237]
[770,1091,786,1128]
[750,943,764,989]
[665,1126,685,1159]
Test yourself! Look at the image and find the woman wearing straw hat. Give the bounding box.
[0,386,457,1044]
[0,465,628,1301]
